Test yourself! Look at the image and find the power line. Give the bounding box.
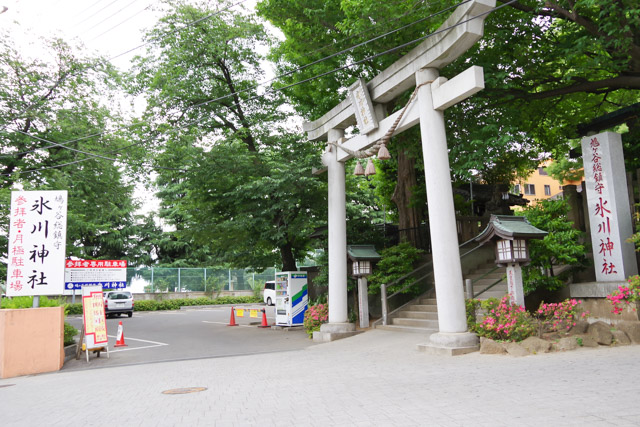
[90,0,160,41]
[5,0,461,160]
[109,0,250,62]
[79,0,145,38]
[3,0,514,176]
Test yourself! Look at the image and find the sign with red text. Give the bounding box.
[82,286,108,349]
[581,132,637,281]
[65,260,127,290]
[6,190,68,296]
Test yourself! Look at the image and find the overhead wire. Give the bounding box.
[3,0,462,160]
[3,0,516,177]
[78,0,145,38]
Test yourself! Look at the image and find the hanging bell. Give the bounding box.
[377,144,391,160]
[353,160,365,176]
[364,158,376,176]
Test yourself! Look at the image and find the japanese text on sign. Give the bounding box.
[7,191,68,296]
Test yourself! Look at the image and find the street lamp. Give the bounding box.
[475,215,547,307]
[347,245,381,328]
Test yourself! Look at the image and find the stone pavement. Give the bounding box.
[1,329,640,426]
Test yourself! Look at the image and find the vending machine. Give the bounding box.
[275,271,308,326]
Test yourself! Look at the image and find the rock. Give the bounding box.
[552,337,578,352]
[480,337,506,354]
[520,336,551,354]
[573,334,598,348]
[504,342,531,357]
[587,321,613,345]
[616,321,640,344]
[611,329,631,346]
[569,320,589,334]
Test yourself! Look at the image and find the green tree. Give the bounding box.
[129,0,327,270]
[258,0,640,229]
[517,198,588,293]
[0,31,151,281]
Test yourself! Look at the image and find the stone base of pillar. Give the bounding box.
[416,331,479,356]
[313,322,362,342]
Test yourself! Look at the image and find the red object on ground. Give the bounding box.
[258,309,270,328]
[115,321,127,347]
[228,307,238,326]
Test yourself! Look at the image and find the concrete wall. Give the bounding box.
[0,307,65,379]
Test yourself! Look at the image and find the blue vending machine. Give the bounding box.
[275,271,308,326]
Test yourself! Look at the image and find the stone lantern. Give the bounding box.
[347,245,381,328]
[475,215,547,307]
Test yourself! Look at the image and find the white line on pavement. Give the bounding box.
[107,335,169,353]
[202,320,254,328]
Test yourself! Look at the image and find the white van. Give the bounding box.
[263,281,276,306]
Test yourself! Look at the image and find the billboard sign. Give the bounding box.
[6,190,68,296]
[65,260,128,290]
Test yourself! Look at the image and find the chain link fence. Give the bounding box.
[126,267,277,293]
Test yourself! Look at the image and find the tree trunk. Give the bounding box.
[280,241,297,271]
[391,144,423,248]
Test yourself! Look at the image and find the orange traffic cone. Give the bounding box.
[258,308,270,328]
[115,321,127,347]
[228,307,238,326]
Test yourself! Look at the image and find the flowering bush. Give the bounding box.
[303,303,328,338]
[606,275,640,314]
[473,296,536,342]
[534,299,589,335]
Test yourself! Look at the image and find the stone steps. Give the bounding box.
[375,259,509,334]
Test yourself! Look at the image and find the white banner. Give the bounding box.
[6,190,68,296]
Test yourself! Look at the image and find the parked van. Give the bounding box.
[263,281,276,306]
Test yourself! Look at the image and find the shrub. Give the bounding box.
[0,295,64,309]
[65,303,83,315]
[606,275,640,314]
[64,322,79,346]
[303,303,328,338]
[533,299,589,335]
[368,242,424,295]
[472,296,536,342]
[517,198,588,293]
[132,295,261,312]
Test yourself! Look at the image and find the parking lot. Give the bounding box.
[64,304,317,370]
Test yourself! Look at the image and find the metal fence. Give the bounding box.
[126,267,277,293]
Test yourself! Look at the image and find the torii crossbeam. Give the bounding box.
[305,0,496,352]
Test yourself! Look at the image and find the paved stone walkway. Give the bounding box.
[2,329,639,426]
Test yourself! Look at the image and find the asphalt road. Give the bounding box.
[63,304,317,371]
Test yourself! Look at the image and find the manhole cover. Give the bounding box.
[162,387,207,395]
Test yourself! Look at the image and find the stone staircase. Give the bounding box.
[375,262,508,334]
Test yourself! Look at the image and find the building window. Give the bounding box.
[544,185,551,196]
[538,167,548,176]
[513,184,521,195]
[524,184,535,195]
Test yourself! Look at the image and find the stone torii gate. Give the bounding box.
[304,0,495,353]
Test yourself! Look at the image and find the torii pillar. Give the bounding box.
[415,68,477,353]
[305,0,495,348]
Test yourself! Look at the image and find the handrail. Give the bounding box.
[376,239,484,326]
[474,276,506,299]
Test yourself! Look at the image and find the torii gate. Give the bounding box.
[304,0,495,353]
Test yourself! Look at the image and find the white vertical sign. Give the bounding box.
[581,132,637,281]
[6,190,68,296]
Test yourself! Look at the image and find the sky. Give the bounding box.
[2,0,164,70]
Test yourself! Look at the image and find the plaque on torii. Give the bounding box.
[305,0,496,352]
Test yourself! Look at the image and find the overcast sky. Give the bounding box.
[2,0,165,69]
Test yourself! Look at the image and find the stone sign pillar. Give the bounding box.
[581,132,638,282]
[506,264,524,307]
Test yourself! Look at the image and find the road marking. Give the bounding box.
[202,321,254,328]
[107,335,169,353]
